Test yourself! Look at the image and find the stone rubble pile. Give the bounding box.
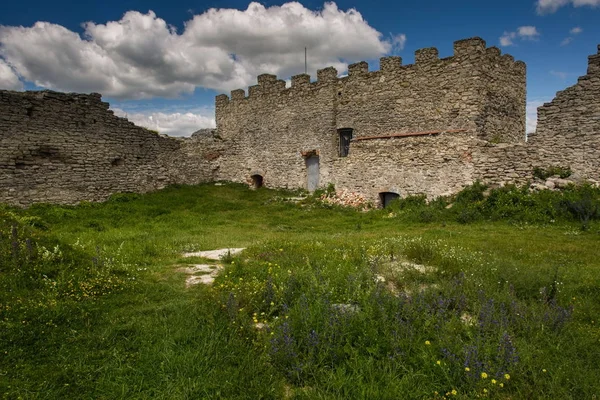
[529,176,600,192]
[319,189,371,210]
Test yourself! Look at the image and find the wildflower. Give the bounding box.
[542,369,547,373]
[436,360,441,365]
[504,373,510,380]
[499,383,504,388]
[425,340,431,346]
[451,389,457,396]
[481,372,488,379]
[465,367,470,372]
[483,388,488,393]
[491,379,497,385]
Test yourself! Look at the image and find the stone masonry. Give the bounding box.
[212,37,526,199]
[0,38,598,206]
[0,91,181,205]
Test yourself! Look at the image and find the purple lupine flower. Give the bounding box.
[495,332,519,376]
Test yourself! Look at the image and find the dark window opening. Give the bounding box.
[251,174,263,189]
[15,162,25,169]
[379,192,400,208]
[338,128,353,157]
[26,106,34,117]
[111,158,125,167]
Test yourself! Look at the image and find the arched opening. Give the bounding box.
[379,192,400,208]
[251,174,263,189]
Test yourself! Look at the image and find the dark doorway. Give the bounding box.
[379,192,400,208]
[251,174,263,189]
[338,128,353,157]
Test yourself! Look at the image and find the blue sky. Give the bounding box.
[1,0,599,135]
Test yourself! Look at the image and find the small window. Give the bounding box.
[338,128,353,157]
[251,174,263,189]
[379,192,400,208]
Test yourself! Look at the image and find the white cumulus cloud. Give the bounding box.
[0,58,23,90]
[111,108,216,137]
[0,2,404,99]
[570,26,583,34]
[517,26,540,40]
[536,0,600,14]
[499,26,540,47]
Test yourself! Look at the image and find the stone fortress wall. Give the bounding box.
[213,38,529,200]
[0,91,181,205]
[0,38,598,206]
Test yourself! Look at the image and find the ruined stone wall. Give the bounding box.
[215,37,526,195]
[527,45,600,181]
[0,90,182,206]
[469,45,600,189]
[1,40,596,208]
[161,129,226,186]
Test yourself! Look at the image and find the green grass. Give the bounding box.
[1,183,599,399]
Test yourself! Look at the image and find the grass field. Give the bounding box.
[1,183,599,399]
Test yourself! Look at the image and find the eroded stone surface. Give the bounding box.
[181,264,223,288]
[183,248,245,260]
[179,264,219,274]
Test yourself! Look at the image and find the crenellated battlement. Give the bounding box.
[348,61,369,77]
[415,47,439,64]
[216,37,524,105]
[587,45,600,75]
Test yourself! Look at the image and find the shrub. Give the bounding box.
[533,166,572,180]
[561,185,600,230]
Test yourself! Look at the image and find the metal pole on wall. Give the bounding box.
[305,47,307,74]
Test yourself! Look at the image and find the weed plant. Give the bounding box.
[384,181,600,229]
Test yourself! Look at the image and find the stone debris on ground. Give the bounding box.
[178,264,223,287]
[320,189,371,210]
[331,303,361,314]
[529,175,599,192]
[179,248,245,287]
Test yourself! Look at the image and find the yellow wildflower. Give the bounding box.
[425,340,431,346]
[499,383,504,388]
[491,379,497,384]
[504,374,510,380]
[451,389,457,396]
[465,367,470,372]
[436,360,441,365]
[481,372,488,379]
